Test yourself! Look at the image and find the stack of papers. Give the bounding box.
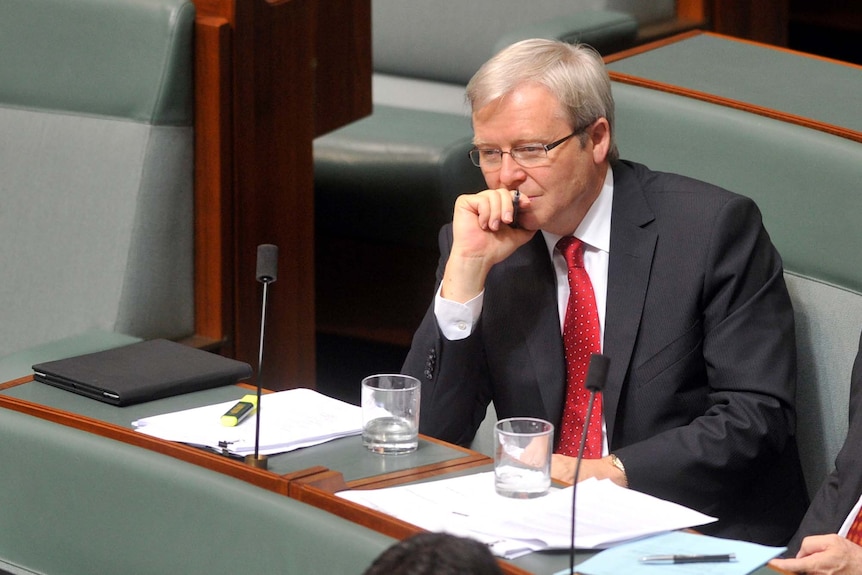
[338,472,717,559]
[132,388,362,456]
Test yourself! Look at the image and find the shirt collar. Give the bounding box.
[542,168,614,256]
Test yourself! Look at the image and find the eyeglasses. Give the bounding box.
[468,124,589,169]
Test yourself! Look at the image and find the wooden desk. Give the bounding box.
[1,377,787,575]
[606,31,862,143]
[0,376,486,492]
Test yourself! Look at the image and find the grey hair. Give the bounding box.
[466,39,619,161]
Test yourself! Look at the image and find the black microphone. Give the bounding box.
[256,243,278,283]
[246,244,278,470]
[568,353,610,574]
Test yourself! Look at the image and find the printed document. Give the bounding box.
[338,472,716,559]
[132,388,362,456]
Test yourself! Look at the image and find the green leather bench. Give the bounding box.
[610,80,862,499]
[0,0,196,378]
[0,407,395,575]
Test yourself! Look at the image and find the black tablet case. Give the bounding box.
[32,339,253,406]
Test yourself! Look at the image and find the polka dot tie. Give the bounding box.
[847,506,862,545]
[556,236,603,458]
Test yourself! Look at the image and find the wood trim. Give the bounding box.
[193,15,234,349]
[0,376,33,391]
[676,0,707,23]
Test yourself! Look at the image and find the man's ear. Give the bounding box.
[590,117,611,164]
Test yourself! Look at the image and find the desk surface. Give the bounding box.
[1,377,785,574]
[0,379,486,485]
[606,31,862,142]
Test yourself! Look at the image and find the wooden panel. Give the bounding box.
[313,0,372,137]
[231,0,317,391]
[710,0,789,46]
[190,0,371,389]
[193,16,234,348]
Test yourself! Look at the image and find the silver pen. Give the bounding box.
[640,553,736,564]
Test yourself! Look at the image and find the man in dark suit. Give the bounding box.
[770,331,862,574]
[401,39,807,545]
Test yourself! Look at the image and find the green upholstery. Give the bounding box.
[1,0,193,124]
[0,331,141,384]
[493,10,640,57]
[0,0,195,368]
[372,1,649,84]
[612,81,862,497]
[315,106,485,249]
[315,6,640,252]
[0,408,394,575]
[612,82,862,294]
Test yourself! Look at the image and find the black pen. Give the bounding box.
[640,553,736,564]
[509,189,521,229]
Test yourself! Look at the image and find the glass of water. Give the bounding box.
[361,374,421,454]
[494,417,554,498]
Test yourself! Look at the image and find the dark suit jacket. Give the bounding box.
[786,330,862,555]
[403,160,808,545]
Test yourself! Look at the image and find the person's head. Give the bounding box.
[466,39,617,236]
[362,532,503,575]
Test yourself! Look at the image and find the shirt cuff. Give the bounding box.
[434,285,484,341]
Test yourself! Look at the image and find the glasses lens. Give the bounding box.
[470,149,502,168]
[511,145,548,167]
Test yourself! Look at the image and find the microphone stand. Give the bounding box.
[569,353,610,575]
[245,244,278,470]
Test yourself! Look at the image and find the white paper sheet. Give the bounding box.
[338,472,717,559]
[132,388,362,455]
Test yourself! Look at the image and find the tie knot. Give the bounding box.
[557,236,585,269]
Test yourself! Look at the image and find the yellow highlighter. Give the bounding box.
[220,394,258,426]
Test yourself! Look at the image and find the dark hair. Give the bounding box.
[363,532,503,575]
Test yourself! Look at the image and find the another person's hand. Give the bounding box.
[769,534,862,575]
[550,454,627,488]
[442,189,534,303]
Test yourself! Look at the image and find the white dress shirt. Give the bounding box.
[434,170,615,452]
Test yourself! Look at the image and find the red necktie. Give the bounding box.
[847,506,862,545]
[556,237,603,458]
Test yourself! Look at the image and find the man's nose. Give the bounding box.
[498,153,526,189]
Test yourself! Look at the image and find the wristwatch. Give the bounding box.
[610,453,628,487]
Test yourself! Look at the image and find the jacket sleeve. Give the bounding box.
[401,224,493,446]
[786,330,862,554]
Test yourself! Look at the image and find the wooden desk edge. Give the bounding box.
[0,378,492,498]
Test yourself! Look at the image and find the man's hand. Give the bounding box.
[441,189,534,303]
[769,534,862,575]
[551,454,628,488]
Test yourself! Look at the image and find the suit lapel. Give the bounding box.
[502,234,566,425]
[602,162,657,447]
